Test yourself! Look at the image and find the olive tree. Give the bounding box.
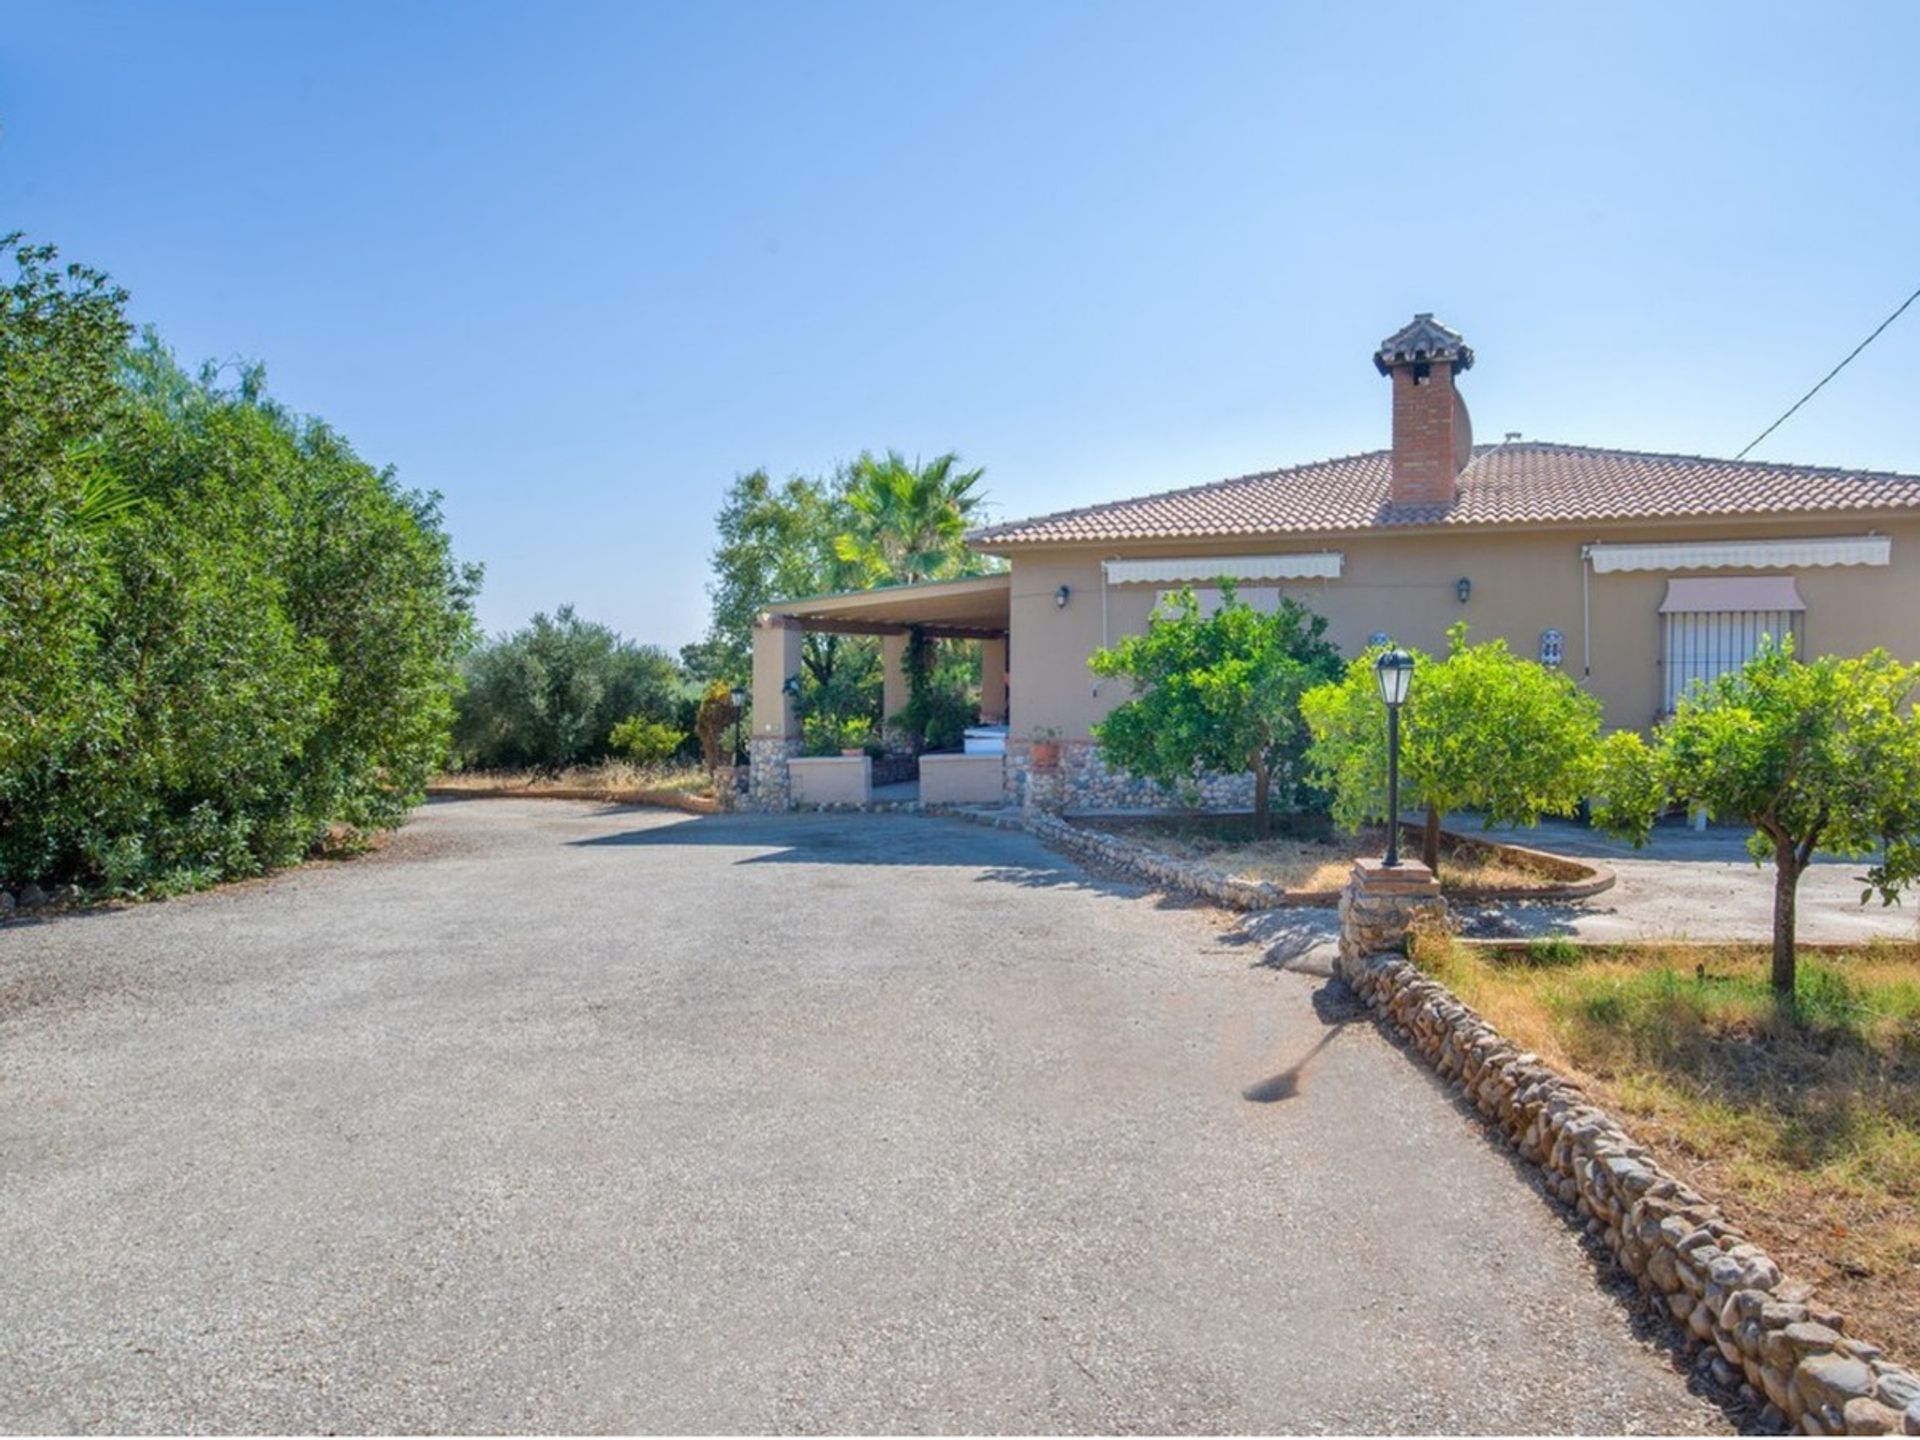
[1593,640,1920,996]
[453,607,681,772]
[1301,624,1602,873]
[1087,586,1342,836]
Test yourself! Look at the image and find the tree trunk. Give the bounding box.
[1771,837,1800,997]
[1252,760,1272,839]
[1422,804,1442,874]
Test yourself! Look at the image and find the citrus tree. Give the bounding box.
[1592,640,1920,996]
[1088,586,1342,836]
[1301,624,1601,873]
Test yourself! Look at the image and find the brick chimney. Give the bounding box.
[1374,313,1474,507]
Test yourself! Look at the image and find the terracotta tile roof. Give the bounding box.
[969,442,1920,548]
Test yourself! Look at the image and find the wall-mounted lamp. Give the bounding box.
[1055,584,1071,609]
[1455,576,1472,604]
[780,674,801,698]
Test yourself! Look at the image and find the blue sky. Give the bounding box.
[5,2,1916,649]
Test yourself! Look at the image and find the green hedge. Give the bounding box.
[0,235,479,895]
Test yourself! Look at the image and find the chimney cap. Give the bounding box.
[1374,312,1474,376]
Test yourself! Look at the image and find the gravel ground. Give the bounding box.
[0,799,1730,1433]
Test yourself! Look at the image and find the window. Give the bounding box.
[1659,577,1805,711]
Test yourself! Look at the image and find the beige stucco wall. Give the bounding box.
[787,756,871,806]
[1000,515,1920,740]
[918,753,1007,804]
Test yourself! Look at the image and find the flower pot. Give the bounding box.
[1029,740,1061,769]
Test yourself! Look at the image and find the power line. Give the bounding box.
[1735,282,1920,460]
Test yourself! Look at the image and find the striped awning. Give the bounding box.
[1588,535,1889,573]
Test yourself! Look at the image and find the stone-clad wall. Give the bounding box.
[1335,868,1920,1436]
[746,736,801,811]
[1009,741,1256,813]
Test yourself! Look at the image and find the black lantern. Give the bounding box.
[1373,647,1415,866]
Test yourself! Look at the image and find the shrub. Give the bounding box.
[693,681,741,773]
[609,716,687,764]
[803,712,873,756]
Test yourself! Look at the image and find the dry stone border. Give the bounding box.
[1335,863,1920,1437]
[1018,812,1613,912]
[1023,812,1311,909]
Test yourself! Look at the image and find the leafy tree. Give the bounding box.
[1595,640,1920,996]
[691,468,853,684]
[1088,586,1342,836]
[1302,624,1601,872]
[832,449,994,586]
[453,607,681,772]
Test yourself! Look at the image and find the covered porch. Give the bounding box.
[748,573,1011,810]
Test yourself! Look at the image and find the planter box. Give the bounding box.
[788,755,871,807]
[918,753,1006,805]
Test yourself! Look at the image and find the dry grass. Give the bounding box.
[1103,816,1550,894]
[1415,937,1920,1362]
[433,761,716,801]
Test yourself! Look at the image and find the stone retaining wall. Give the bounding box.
[1335,867,1920,1436]
[1020,813,1312,909]
[1032,817,1612,913]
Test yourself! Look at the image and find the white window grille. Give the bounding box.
[1659,577,1805,711]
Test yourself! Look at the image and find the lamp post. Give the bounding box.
[1373,647,1415,867]
[729,686,747,768]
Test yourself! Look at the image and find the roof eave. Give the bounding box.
[966,504,1920,554]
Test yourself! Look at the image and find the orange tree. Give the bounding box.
[1302,624,1601,873]
[1088,586,1341,836]
[1593,640,1920,996]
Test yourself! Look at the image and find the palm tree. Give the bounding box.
[832,450,988,586]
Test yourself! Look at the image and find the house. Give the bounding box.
[749,314,1920,811]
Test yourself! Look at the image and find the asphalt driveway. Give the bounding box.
[0,800,1727,1433]
[1448,814,1920,944]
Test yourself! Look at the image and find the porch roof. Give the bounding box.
[762,573,1010,640]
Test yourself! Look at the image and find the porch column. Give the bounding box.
[979,635,1008,724]
[749,614,803,809]
[881,632,913,749]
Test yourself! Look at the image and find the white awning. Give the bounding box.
[1587,535,1889,573]
[1659,577,1807,614]
[1102,552,1343,584]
